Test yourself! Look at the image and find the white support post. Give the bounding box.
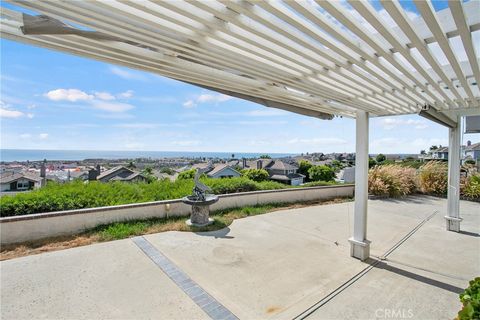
[446,115,462,232]
[349,110,371,261]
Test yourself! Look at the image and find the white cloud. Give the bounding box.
[197,93,232,103]
[91,101,134,113]
[27,104,36,109]
[380,118,428,130]
[39,133,49,139]
[94,91,115,101]
[117,90,134,99]
[0,107,24,118]
[0,101,34,119]
[19,133,31,139]
[109,66,147,81]
[183,100,196,108]
[45,89,94,102]
[114,123,158,129]
[183,92,233,108]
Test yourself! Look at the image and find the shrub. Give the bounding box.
[308,165,335,182]
[302,181,337,187]
[462,175,480,200]
[297,160,312,178]
[418,161,448,195]
[205,177,285,194]
[177,169,196,180]
[458,277,480,320]
[0,177,290,217]
[241,168,269,182]
[376,153,386,163]
[465,159,476,166]
[368,165,416,197]
[369,158,377,168]
[159,167,175,175]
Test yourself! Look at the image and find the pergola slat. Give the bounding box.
[351,0,464,109]
[1,0,479,117]
[414,0,476,106]
[449,0,480,94]
[381,0,467,108]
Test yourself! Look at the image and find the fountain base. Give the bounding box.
[181,195,218,227]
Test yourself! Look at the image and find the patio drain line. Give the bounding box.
[132,236,239,320]
[293,210,439,320]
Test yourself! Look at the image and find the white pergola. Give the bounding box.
[1,0,479,260]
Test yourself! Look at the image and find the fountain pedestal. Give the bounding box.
[182,195,219,227]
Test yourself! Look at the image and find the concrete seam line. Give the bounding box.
[131,236,239,320]
[293,210,439,320]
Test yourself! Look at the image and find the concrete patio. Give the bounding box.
[1,196,479,320]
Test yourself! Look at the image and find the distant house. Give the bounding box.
[464,141,480,163]
[263,160,305,186]
[0,172,41,192]
[237,158,304,185]
[431,147,449,160]
[97,166,147,183]
[191,163,241,179]
[206,164,241,179]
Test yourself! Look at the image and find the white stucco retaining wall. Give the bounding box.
[0,185,353,244]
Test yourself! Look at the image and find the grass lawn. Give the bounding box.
[0,197,352,261]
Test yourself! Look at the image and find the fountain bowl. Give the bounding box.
[181,194,219,227]
[181,194,219,206]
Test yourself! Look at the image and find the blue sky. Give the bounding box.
[0,2,478,154]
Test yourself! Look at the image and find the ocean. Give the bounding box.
[0,149,295,162]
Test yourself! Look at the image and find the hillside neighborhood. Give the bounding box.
[2,141,479,194]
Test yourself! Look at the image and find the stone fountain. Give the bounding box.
[182,162,218,227]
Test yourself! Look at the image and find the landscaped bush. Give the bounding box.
[206,177,286,194]
[417,161,448,195]
[457,277,480,320]
[308,165,335,182]
[0,176,289,217]
[462,175,480,201]
[177,168,196,180]
[297,160,313,180]
[302,181,338,187]
[241,168,269,182]
[368,165,416,197]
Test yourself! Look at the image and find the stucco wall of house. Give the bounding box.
[0,185,354,244]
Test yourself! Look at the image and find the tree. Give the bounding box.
[127,161,136,169]
[297,160,312,178]
[308,165,335,182]
[376,153,386,163]
[430,145,439,151]
[160,167,174,175]
[330,160,344,172]
[142,166,153,175]
[241,168,269,182]
[420,150,426,155]
[259,154,271,159]
[369,158,377,168]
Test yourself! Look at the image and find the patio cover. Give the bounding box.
[1,0,479,119]
[1,0,479,260]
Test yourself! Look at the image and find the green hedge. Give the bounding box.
[0,177,292,217]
